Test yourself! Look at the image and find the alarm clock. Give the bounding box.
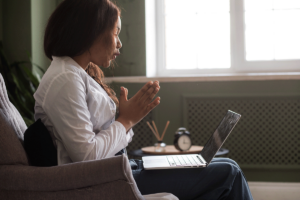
[174,127,192,151]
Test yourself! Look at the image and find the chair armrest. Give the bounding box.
[0,155,138,193]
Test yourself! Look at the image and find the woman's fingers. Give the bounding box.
[119,87,126,102]
[139,81,160,102]
[132,80,159,102]
[146,97,160,112]
[139,86,155,103]
[133,81,153,100]
[143,85,160,104]
[119,87,129,102]
[118,82,161,130]
[125,87,128,101]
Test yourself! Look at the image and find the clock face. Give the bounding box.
[178,135,192,151]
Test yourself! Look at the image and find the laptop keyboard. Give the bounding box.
[167,155,204,167]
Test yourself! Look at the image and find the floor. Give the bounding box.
[248,182,300,200]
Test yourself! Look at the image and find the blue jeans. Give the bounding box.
[132,158,253,200]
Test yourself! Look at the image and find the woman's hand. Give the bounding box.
[116,81,160,131]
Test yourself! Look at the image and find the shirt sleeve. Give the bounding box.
[126,129,134,143]
[42,72,128,162]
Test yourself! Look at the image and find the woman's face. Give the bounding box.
[89,16,122,68]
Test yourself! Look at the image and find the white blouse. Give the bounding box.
[34,56,134,165]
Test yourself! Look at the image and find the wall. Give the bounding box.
[1,0,145,74]
[31,0,57,78]
[2,0,32,62]
[1,0,58,74]
[102,0,146,77]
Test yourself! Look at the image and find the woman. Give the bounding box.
[34,0,253,199]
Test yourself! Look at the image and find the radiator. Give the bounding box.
[183,94,300,169]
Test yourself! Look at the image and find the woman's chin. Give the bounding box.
[101,61,111,68]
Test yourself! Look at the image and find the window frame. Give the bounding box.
[146,0,300,77]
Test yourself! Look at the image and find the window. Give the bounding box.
[146,0,300,77]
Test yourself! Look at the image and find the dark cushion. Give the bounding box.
[24,119,57,166]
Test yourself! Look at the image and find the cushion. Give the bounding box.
[24,119,57,166]
[0,73,27,141]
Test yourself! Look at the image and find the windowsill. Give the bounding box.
[104,72,300,83]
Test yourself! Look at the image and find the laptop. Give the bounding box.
[142,110,241,170]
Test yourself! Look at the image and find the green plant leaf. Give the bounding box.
[10,69,36,120]
[0,40,44,124]
[23,116,34,127]
[11,73,22,91]
[11,62,35,95]
[11,76,35,114]
[13,88,34,119]
[20,64,39,88]
[31,62,46,74]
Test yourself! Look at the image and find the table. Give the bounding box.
[129,147,229,159]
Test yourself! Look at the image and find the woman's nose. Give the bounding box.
[117,37,122,49]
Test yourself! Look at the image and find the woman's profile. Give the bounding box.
[34,0,253,199]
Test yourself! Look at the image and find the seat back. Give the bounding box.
[0,73,29,165]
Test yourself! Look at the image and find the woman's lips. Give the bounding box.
[113,53,120,59]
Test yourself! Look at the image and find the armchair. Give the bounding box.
[0,73,177,200]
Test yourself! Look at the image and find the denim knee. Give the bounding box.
[213,157,241,169]
[208,161,241,180]
[216,163,242,188]
[224,158,240,168]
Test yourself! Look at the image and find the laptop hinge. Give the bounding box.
[196,155,207,166]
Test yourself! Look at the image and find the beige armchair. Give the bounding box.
[0,73,145,200]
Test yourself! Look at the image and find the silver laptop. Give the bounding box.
[142,110,241,170]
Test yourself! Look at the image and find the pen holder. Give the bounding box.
[154,141,166,152]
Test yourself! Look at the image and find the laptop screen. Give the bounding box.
[200,110,241,164]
